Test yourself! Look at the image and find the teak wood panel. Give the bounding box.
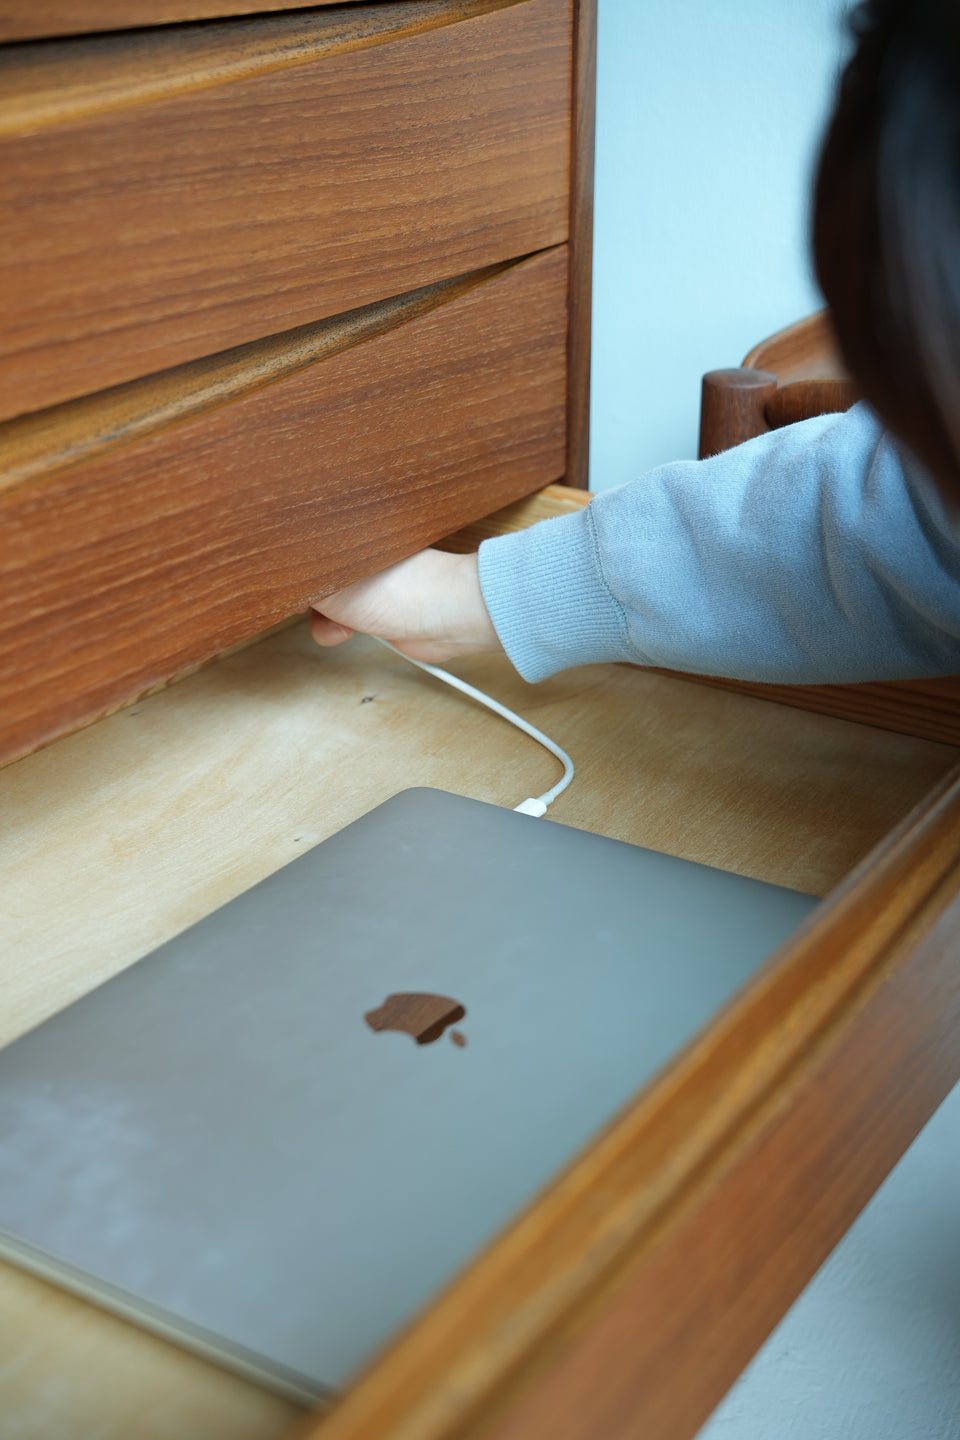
[0,247,568,769]
[0,0,570,422]
[0,0,354,43]
[0,0,519,135]
[564,0,596,489]
[669,670,960,749]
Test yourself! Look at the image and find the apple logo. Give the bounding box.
[364,992,466,1046]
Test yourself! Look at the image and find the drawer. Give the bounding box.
[2,2,346,42]
[0,0,571,421]
[0,246,568,769]
[2,589,960,1439]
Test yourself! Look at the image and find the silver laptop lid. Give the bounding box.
[0,788,817,1400]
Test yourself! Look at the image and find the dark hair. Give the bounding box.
[813,0,960,500]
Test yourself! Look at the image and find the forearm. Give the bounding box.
[478,404,960,685]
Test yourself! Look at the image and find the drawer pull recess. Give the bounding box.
[0,247,568,767]
[0,0,528,136]
[0,0,571,421]
[0,258,522,493]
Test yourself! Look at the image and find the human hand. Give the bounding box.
[309,548,503,664]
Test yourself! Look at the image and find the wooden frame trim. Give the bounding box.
[741,308,844,381]
[300,761,960,1440]
[563,0,597,489]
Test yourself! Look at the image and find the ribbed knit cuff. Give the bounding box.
[477,505,632,682]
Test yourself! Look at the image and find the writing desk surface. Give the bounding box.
[2,624,956,1438]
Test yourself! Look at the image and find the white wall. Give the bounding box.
[589,0,848,491]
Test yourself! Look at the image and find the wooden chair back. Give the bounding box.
[698,310,859,458]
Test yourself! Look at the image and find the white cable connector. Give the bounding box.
[373,638,574,817]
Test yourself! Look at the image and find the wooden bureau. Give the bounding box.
[0,0,594,768]
[3,5,960,1440]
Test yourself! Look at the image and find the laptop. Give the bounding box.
[0,788,817,1403]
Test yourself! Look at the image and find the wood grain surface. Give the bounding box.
[0,260,515,492]
[437,481,594,553]
[0,247,568,769]
[671,670,960,749]
[0,1,355,43]
[698,367,777,458]
[0,0,570,421]
[564,0,597,490]
[13,633,952,1053]
[0,0,520,135]
[764,377,860,430]
[742,308,847,384]
[699,372,857,458]
[3,627,956,1437]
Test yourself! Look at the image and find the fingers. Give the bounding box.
[309,610,355,647]
[306,549,501,661]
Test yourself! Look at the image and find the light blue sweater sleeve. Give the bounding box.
[476,403,960,685]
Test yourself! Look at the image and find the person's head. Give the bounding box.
[813,0,960,500]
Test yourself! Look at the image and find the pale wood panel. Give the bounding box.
[0,247,568,768]
[0,1262,302,1439]
[437,480,592,552]
[2,623,956,1437]
[0,0,569,420]
[4,627,954,1049]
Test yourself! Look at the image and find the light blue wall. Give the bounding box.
[587,9,960,1437]
[589,0,848,491]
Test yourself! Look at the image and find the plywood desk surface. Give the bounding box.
[2,623,957,1438]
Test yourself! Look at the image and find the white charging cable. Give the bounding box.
[374,638,574,817]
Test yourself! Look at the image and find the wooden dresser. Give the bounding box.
[4,5,960,1440]
[0,0,595,768]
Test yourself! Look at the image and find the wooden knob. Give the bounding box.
[699,368,777,459]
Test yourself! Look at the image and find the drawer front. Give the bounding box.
[0,0,570,422]
[1,2,343,42]
[0,246,568,767]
